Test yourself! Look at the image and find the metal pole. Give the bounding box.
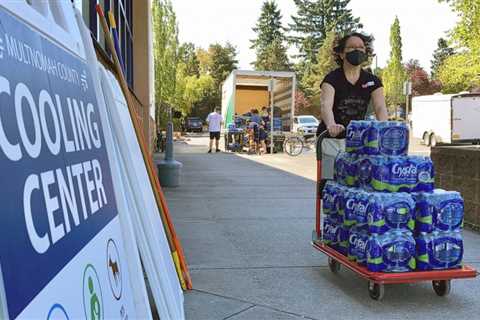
[165,106,174,161]
[270,78,274,155]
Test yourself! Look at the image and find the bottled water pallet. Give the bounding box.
[312,131,478,301]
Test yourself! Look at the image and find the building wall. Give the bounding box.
[132,0,154,150]
[75,0,154,150]
[431,146,480,230]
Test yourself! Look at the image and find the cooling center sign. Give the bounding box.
[0,8,136,319]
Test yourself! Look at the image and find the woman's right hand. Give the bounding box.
[327,124,345,137]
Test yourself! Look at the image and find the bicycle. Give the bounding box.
[283,130,326,156]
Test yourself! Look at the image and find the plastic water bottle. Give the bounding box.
[346,120,371,154]
[348,225,369,264]
[356,156,373,190]
[370,156,434,193]
[322,181,338,216]
[337,226,350,256]
[366,192,415,235]
[413,189,464,233]
[334,184,349,224]
[354,190,370,231]
[323,216,339,248]
[365,121,409,156]
[416,231,463,270]
[334,152,358,187]
[367,230,416,272]
[343,189,359,228]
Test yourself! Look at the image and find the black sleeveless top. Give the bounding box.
[317,68,382,137]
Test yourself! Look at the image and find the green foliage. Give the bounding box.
[205,43,238,88]
[435,0,480,92]
[289,0,362,65]
[251,1,285,49]
[153,0,179,131]
[301,30,337,105]
[440,0,480,51]
[251,1,290,71]
[430,38,455,79]
[190,43,238,118]
[178,42,200,77]
[438,53,480,92]
[254,39,291,71]
[174,64,216,115]
[383,16,407,112]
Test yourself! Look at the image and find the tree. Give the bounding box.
[436,0,480,92]
[178,42,200,77]
[254,40,291,71]
[430,38,455,79]
[295,90,319,117]
[251,1,290,71]
[174,62,215,115]
[405,59,441,96]
[438,53,480,93]
[189,43,238,118]
[301,30,337,104]
[206,43,238,88]
[153,0,179,131]
[289,0,362,65]
[382,16,407,113]
[440,0,480,52]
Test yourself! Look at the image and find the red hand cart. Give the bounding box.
[312,131,478,300]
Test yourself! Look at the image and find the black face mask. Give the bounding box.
[345,50,367,66]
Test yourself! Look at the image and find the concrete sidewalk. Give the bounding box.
[160,141,480,320]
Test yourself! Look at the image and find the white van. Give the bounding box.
[411,93,480,146]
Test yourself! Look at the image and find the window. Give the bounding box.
[73,0,134,88]
[299,117,318,124]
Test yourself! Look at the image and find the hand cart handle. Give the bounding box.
[315,130,330,161]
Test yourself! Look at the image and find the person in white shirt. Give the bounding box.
[206,107,223,153]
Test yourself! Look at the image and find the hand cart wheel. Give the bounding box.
[432,280,451,296]
[368,281,385,301]
[328,257,340,274]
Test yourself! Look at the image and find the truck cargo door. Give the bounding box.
[452,96,480,141]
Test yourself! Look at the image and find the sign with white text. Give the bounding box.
[0,7,136,319]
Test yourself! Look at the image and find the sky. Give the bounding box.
[171,0,458,72]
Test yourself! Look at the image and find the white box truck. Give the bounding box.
[411,93,480,146]
[221,70,296,131]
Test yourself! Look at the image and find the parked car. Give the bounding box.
[292,115,320,135]
[183,117,203,132]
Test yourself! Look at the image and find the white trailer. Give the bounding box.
[411,93,480,146]
[221,70,296,131]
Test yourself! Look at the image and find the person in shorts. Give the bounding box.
[206,107,223,153]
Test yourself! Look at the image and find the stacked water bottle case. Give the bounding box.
[322,121,464,273]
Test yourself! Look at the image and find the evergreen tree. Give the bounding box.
[301,30,337,103]
[251,1,290,70]
[382,16,407,113]
[289,0,362,64]
[208,43,238,88]
[431,38,455,79]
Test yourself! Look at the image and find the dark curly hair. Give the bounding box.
[333,32,374,66]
